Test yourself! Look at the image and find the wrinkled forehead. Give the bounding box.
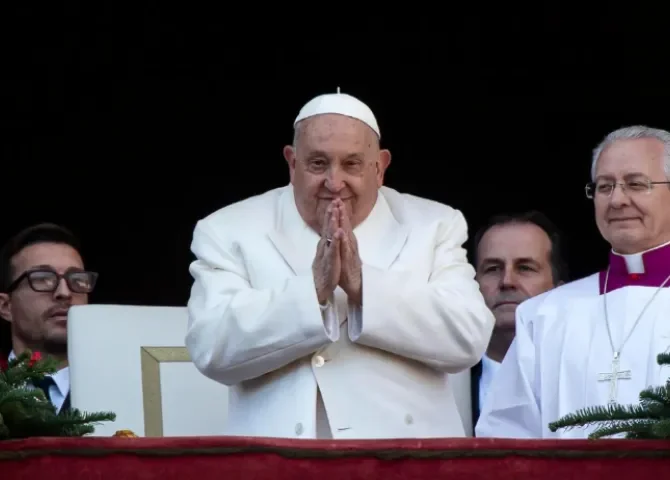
[596,138,666,179]
[11,242,84,276]
[297,114,378,152]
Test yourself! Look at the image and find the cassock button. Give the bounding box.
[313,356,325,367]
[295,423,304,436]
[630,274,640,281]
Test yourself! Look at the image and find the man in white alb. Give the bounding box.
[476,125,670,439]
[185,89,495,439]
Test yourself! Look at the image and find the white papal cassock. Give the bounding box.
[476,241,670,439]
[186,185,494,439]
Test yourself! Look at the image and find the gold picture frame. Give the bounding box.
[140,346,191,437]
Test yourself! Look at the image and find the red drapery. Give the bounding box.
[2,436,670,479]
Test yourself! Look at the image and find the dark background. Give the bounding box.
[3,8,669,306]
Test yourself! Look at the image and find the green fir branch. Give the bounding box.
[657,353,670,365]
[0,387,53,411]
[550,352,670,439]
[650,418,670,438]
[639,385,670,405]
[0,349,116,440]
[639,387,670,415]
[625,431,658,439]
[548,403,658,432]
[587,420,657,439]
[3,358,59,386]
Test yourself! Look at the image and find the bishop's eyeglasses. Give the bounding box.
[585,179,670,199]
[7,268,98,294]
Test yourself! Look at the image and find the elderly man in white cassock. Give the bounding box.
[476,125,670,439]
[185,90,495,439]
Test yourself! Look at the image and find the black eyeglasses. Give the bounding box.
[7,268,98,294]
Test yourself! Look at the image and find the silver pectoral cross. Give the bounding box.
[598,352,632,405]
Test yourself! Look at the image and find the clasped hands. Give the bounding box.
[312,199,362,306]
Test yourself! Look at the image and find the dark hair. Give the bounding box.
[0,223,82,293]
[0,223,82,357]
[472,211,569,285]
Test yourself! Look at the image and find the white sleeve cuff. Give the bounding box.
[347,303,362,341]
[319,298,339,340]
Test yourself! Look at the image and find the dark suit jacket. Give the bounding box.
[60,393,71,412]
[471,361,482,432]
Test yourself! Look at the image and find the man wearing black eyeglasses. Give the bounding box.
[0,223,98,413]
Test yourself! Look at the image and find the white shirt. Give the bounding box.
[8,350,70,413]
[478,354,501,412]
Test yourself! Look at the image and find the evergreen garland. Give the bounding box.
[549,352,670,439]
[0,350,115,440]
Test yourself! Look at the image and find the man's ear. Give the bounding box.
[0,293,12,323]
[376,149,392,187]
[283,145,297,184]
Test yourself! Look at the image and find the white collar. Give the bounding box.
[611,239,670,274]
[482,353,501,369]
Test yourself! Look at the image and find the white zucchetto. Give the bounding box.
[293,87,380,138]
